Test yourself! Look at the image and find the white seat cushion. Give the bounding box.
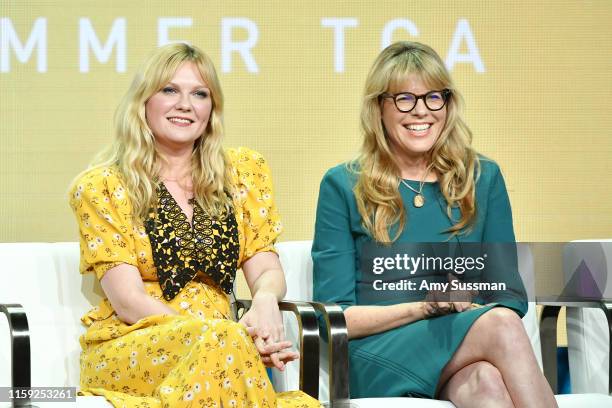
[555,393,612,407]
[348,394,612,407]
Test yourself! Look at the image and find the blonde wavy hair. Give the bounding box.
[82,43,233,221]
[353,41,480,242]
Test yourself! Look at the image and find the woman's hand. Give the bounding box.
[446,274,479,312]
[242,324,299,370]
[240,251,298,369]
[241,292,284,342]
[422,274,478,317]
[239,292,298,370]
[422,297,456,318]
[258,347,300,369]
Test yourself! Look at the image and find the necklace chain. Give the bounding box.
[400,179,423,195]
[399,165,433,208]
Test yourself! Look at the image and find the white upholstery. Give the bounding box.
[567,307,609,393]
[565,239,612,395]
[274,240,330,397]
[274,240,612,407]
[0,242,110,407]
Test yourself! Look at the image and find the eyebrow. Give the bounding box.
[166,81,209,91]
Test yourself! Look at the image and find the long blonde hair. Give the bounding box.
[84,43,233,220]
[353,41,479,242]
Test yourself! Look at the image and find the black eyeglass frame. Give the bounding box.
[380,89,452,113]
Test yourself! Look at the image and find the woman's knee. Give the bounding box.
[480,307,528,348]
[468,362,510,401]
[209,319,249,340]
[175,317,249,346]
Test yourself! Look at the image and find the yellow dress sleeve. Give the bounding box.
[228,147,283,265]
[68,166,138,280]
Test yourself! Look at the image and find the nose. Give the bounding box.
[175,92,192,111]
[411,98,428,116]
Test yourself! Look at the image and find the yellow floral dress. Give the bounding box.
[69,147,321,408]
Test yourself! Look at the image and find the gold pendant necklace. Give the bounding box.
[401,180,426,207]
[413,193,425,208]
[400,165,433,208]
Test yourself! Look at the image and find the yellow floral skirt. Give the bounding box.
[79,281,321,408]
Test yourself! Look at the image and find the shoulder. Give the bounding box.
[476,155,504,186]
[69,166,127,205]
[474,155,510,206]
[226,147,268,170]
[71,165,124,190]
[321,161,358,188]
[226,147,275,194]
[226,147,272,181]
[318,161,359,204]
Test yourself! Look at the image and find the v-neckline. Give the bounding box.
[144,181,241,300]
[160,181,194,228]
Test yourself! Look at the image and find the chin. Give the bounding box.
[403,142,435,155]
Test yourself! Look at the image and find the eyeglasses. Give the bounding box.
[381,89,451,113]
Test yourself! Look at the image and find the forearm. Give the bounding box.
[250,267,287,302]
[114,292,177,324]
[100,264,178,325]
[344,302,425,339]
[241,260,287,343]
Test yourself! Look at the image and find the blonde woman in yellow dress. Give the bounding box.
[69,43,320,408]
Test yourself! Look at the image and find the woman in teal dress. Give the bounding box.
[312,42,557,407]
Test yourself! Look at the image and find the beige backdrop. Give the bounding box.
[3,1,611,348]
[2,1,611,245]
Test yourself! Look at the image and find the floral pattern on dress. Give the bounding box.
[69,148,318,408]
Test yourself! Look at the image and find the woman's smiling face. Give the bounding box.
[381,74,447,161]
[145,61,212,152]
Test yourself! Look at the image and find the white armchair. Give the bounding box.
[0,243,113,407]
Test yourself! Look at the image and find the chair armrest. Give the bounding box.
[538,299,612,394]
[1,303,32,407]
[234,299,320,399]
[308,302,350,408]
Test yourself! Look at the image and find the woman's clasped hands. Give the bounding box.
[422,274,480,318]
[239,292,299,371]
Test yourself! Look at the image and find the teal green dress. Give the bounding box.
[312,158,528,398]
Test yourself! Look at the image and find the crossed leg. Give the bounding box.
[437,307,557,408]
[439,361,513,408]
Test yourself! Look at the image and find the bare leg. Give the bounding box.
[437,307,557,408]
[439,361,514,408]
